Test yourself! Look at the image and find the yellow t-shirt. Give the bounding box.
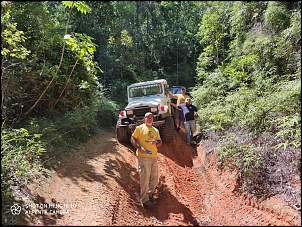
[132,124,161,158]
[174,94,190,105]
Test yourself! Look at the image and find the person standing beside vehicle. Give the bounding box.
[168,87,190,132]
[178,98,198,145]
[130,112,162,208]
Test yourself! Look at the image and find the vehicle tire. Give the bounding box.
[161,116,174,143]
[116,127,130,143]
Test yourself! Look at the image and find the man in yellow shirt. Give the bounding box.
[168,87,190,132]
[130,112,162,208]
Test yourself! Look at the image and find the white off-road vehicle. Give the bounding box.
[116,79,174,143]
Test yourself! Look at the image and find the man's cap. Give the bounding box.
[144,112,153,117]
[185,98,191,103]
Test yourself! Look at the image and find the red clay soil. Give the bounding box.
[22,128,300,226]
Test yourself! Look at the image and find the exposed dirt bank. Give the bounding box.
[19,128,300,226]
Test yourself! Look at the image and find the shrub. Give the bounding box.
[1,125,47,224]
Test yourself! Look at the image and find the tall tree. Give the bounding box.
[1,1,101,122]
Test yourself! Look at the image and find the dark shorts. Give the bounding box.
[173,108,184,121]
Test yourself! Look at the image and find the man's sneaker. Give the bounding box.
[143,200,153,208]
[190,141,197,146]
[149,195,156,203]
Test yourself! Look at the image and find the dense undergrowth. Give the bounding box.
[1,1,301,225]
[1,98,119,225]
[193,77,301,209]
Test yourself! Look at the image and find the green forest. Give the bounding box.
[1,1,301,225]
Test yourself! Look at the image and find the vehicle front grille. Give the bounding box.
[126,106,159,118]
[133,106,151,117]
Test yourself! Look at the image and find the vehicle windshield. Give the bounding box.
[129,83,162,98]
[169,87,183,94]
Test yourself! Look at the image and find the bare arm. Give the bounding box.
[130,136,142,150]
[168,90,176,98]
[131,136,155,154]
[151,138,162,147]
[157,140,162,147]
[131,135,162,153]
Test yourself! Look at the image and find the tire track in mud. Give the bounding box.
[196,149,298,226]
[25,129,300,226]
[161,132,299,226]
[154,130,205,225]
[104,141,144,226]
[110,187,122,225]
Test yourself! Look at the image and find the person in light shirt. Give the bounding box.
[178,98,198,145]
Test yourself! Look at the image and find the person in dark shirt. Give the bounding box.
[178,98,198,145]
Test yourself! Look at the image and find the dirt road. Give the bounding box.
[22,128,300,226]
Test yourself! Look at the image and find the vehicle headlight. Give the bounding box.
[126,110,133,115]
[151,107,157,112]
